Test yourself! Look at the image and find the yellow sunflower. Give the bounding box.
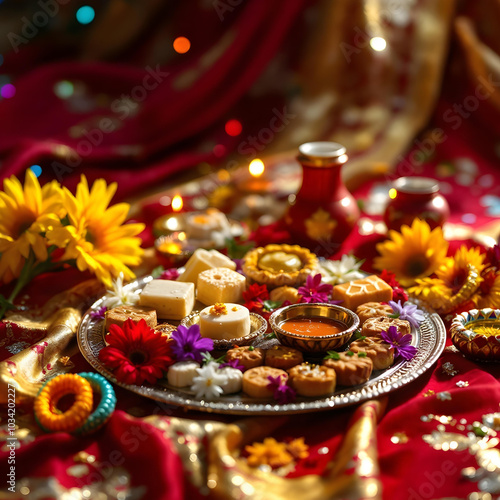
[374,218,448,287]
[435,246,485,292]
[409,246,486,312]
[47,176,145,287]
[473,268,500,309]
[0,170,64,283]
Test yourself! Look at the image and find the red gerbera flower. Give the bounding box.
[379,269,400,289]
[243,283,269,312]
[99,319,173,385]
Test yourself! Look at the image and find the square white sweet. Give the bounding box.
[139,279,195,320]
[196,267,246,306]
[178,248,236,284]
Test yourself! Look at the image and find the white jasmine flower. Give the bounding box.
[317,255,364,285]
[191,362,226,399]
[102,272,141,308]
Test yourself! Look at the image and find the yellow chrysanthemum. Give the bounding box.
[0,170,64,283]
[408,278,451,311]
[374,218,448,287]
[47,176,144,287]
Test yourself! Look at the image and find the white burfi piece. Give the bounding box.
[167,361,200,387]
[178,248,236,284]
[139,279,195,320]
[199,303,250,340]
[196,267,246,305]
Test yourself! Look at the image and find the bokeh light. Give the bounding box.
[213,144,226,157]
[172,195,183,212]
[225,119,242,136]
[54,80,74,99]
[173,37,191,54]
[249,159,265,177]
[388,188,397,199]
[1,84,16,99]
[30,165,42,177]
[370,37,387,51]
[76,6,95,25]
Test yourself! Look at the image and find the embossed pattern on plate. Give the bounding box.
[78,276,447,415]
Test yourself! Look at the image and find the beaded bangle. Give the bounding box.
[74,372,116,436]
[34,374,93,433]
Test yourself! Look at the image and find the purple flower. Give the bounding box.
[380,325,417,361]
[90,306,107,320]
[274,384,296,404]
[389,300,425,329]
[171,324,213,363]
[160,268,180,281]
[298,274,333,303]
[220,358,245,372]
[267,375,297,404]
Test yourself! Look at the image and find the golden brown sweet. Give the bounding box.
[362,316,411,337]
[226,346,265,370]
[265,345,304,370]
[242,244,318,288]
[349,336,394,370]
[242,366,288,398]
[323,351,373,386]
[332,275,393,310]
[154,323,176,338]
[269,286,301,304]
[356,302,393,325]
[104,305,157,331]
[288,363,336,397]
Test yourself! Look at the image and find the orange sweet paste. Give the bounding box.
[280,317,346,336]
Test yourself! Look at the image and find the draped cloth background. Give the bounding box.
[1,1,500,499]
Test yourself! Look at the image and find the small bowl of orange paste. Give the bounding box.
[269,303,360,353]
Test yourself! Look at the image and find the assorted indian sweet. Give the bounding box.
[332,275,393,310]
[323,351,374,386]
[104,304,157,331]
[356,302,393,325]
[349,335,394,370]
[177,248,236,283]
[139,279,195,320]
[197,267,246,305]
[198,303,251,340]
[242,244,318,287]
[265,345,304,370]
[226,346,265,370]
[269,286,301,304]
[362,316,411,337]
[243,366,288,398]
[288,363,336,397]
[93,245,423,404]
[184,208,233,247]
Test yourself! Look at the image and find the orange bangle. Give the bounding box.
[34,374,94,433]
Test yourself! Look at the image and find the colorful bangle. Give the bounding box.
[74,372,116,436]
[34,374,94,433]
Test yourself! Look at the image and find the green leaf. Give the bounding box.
[346,351,354,357]
[324,350,340,360]
[225,237,255,260]
[265,332,276,340]
[201,352,226,365]
[472,424,487,437]
[357,352,367,358]
[0,295,16,312]
[151,266,165,279]
[262,299,283,312]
